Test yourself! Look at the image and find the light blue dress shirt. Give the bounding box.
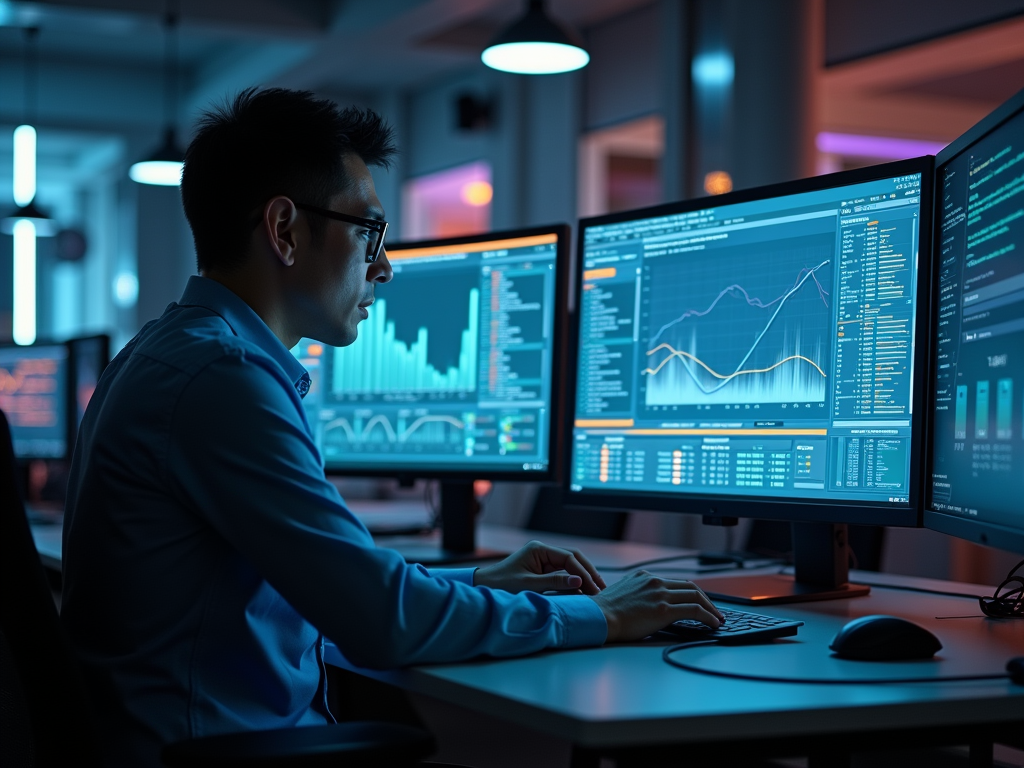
[62,275,607,767]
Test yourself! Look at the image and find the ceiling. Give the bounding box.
[0,0,655,131]
[0,0,1021,166]
[821,14,1024,142]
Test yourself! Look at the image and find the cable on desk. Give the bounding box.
[848,558,1024,618]
[596,554,786,572]
[979,558,1023,620]
[661,643,1013,685]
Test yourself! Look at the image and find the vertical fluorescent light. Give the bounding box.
[13,125,37,206]
[13,219,37,345]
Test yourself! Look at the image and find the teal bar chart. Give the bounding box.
[331,289,479,394]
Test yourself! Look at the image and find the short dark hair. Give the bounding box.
[181,87,396,272]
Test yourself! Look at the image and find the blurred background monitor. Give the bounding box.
[67,334,110,440]
[294,225,571,561]
[926,87,1024,556]
[566,158,934,603]
[0,342,70,461]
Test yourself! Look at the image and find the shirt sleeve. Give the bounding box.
[165,352,607,669]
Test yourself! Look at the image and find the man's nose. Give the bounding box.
[370,248,393,283]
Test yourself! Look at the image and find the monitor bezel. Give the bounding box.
[563,157,934,527]
[923,87,1024,555]
[321,223,572,484]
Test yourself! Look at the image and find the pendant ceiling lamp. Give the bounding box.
[481,0,589,75]
[1,27,56,238]
[2,26,52,346]
[130,5,184,186]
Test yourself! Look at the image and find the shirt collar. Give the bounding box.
[178,275,312,398]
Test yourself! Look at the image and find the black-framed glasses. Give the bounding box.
[295,202,388,263]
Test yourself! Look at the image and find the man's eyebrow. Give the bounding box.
[363,207,386,221]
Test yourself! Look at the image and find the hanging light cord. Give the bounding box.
[164,0,180,131]
[24,26,40,126]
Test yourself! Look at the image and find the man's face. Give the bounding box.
[291,154,393,347]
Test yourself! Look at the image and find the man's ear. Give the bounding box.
[261,196,301,266]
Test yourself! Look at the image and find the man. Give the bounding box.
[61,88,722,766]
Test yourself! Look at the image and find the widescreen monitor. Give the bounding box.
[566,159,933,602]
[294,224,571,557]
[926,87,1024,556]
[0,342,70,461]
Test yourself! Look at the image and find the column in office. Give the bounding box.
[728,0,821,190]
[659,0,696,202]
[136,182,193,327]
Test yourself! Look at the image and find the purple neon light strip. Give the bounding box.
[816,132,946,159]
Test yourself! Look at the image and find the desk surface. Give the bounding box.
[324,527,1024,751]
[31,515,1024,753]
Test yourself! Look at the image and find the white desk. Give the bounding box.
[324,526,1024,767]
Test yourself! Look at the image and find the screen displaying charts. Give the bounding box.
[571,168,925,507]
[0,343,69,459]
[929,102,1024,534]
[295,230,561,474]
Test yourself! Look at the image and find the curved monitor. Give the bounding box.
[295,224,570,482]
[566,158,933,529]
[926,87,1024,555]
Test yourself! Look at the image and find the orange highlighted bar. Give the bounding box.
[575,418,635,428]
[387,233,558,260]
[582,267,616,280]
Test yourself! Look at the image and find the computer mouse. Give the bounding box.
[829,615,942,661]
[1008,657,1024,685]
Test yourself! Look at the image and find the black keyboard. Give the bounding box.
[660,607,803,644]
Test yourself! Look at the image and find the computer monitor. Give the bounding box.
[67,334,110,440]
[926,87,1024,557]
[295,224,571,560]
[0,342,70,461]
[566,158,934,603]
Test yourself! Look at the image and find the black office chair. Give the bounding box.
[525,484,629,541]
[0,409,436,768]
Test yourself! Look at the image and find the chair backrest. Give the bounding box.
[0,409,101,767]
[525,484,629,541]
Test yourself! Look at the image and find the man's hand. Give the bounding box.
[473,540,607,595]
[592,570,724,642]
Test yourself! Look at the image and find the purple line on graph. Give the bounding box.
[650,259,830,346]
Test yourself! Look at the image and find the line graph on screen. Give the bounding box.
[643,246,832,406]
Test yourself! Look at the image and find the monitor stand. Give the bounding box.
[695,522,870,605]
[394,481,507,566]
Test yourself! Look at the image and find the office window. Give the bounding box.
[578,115,664,218]
[401,160,491,240]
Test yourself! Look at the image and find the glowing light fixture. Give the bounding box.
[113,270,140,308]
[461,180,493,207]
[13,124,36,205]
[13,220,37,345]
[704,171,733,196]
[130,127,184,185]
[482,0,589,75]
[130,6,184,185]
[816,132,946,160]
[692,51,734,88]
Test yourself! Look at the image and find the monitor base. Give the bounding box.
[394,544,507,566]
[696,573,870,605]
